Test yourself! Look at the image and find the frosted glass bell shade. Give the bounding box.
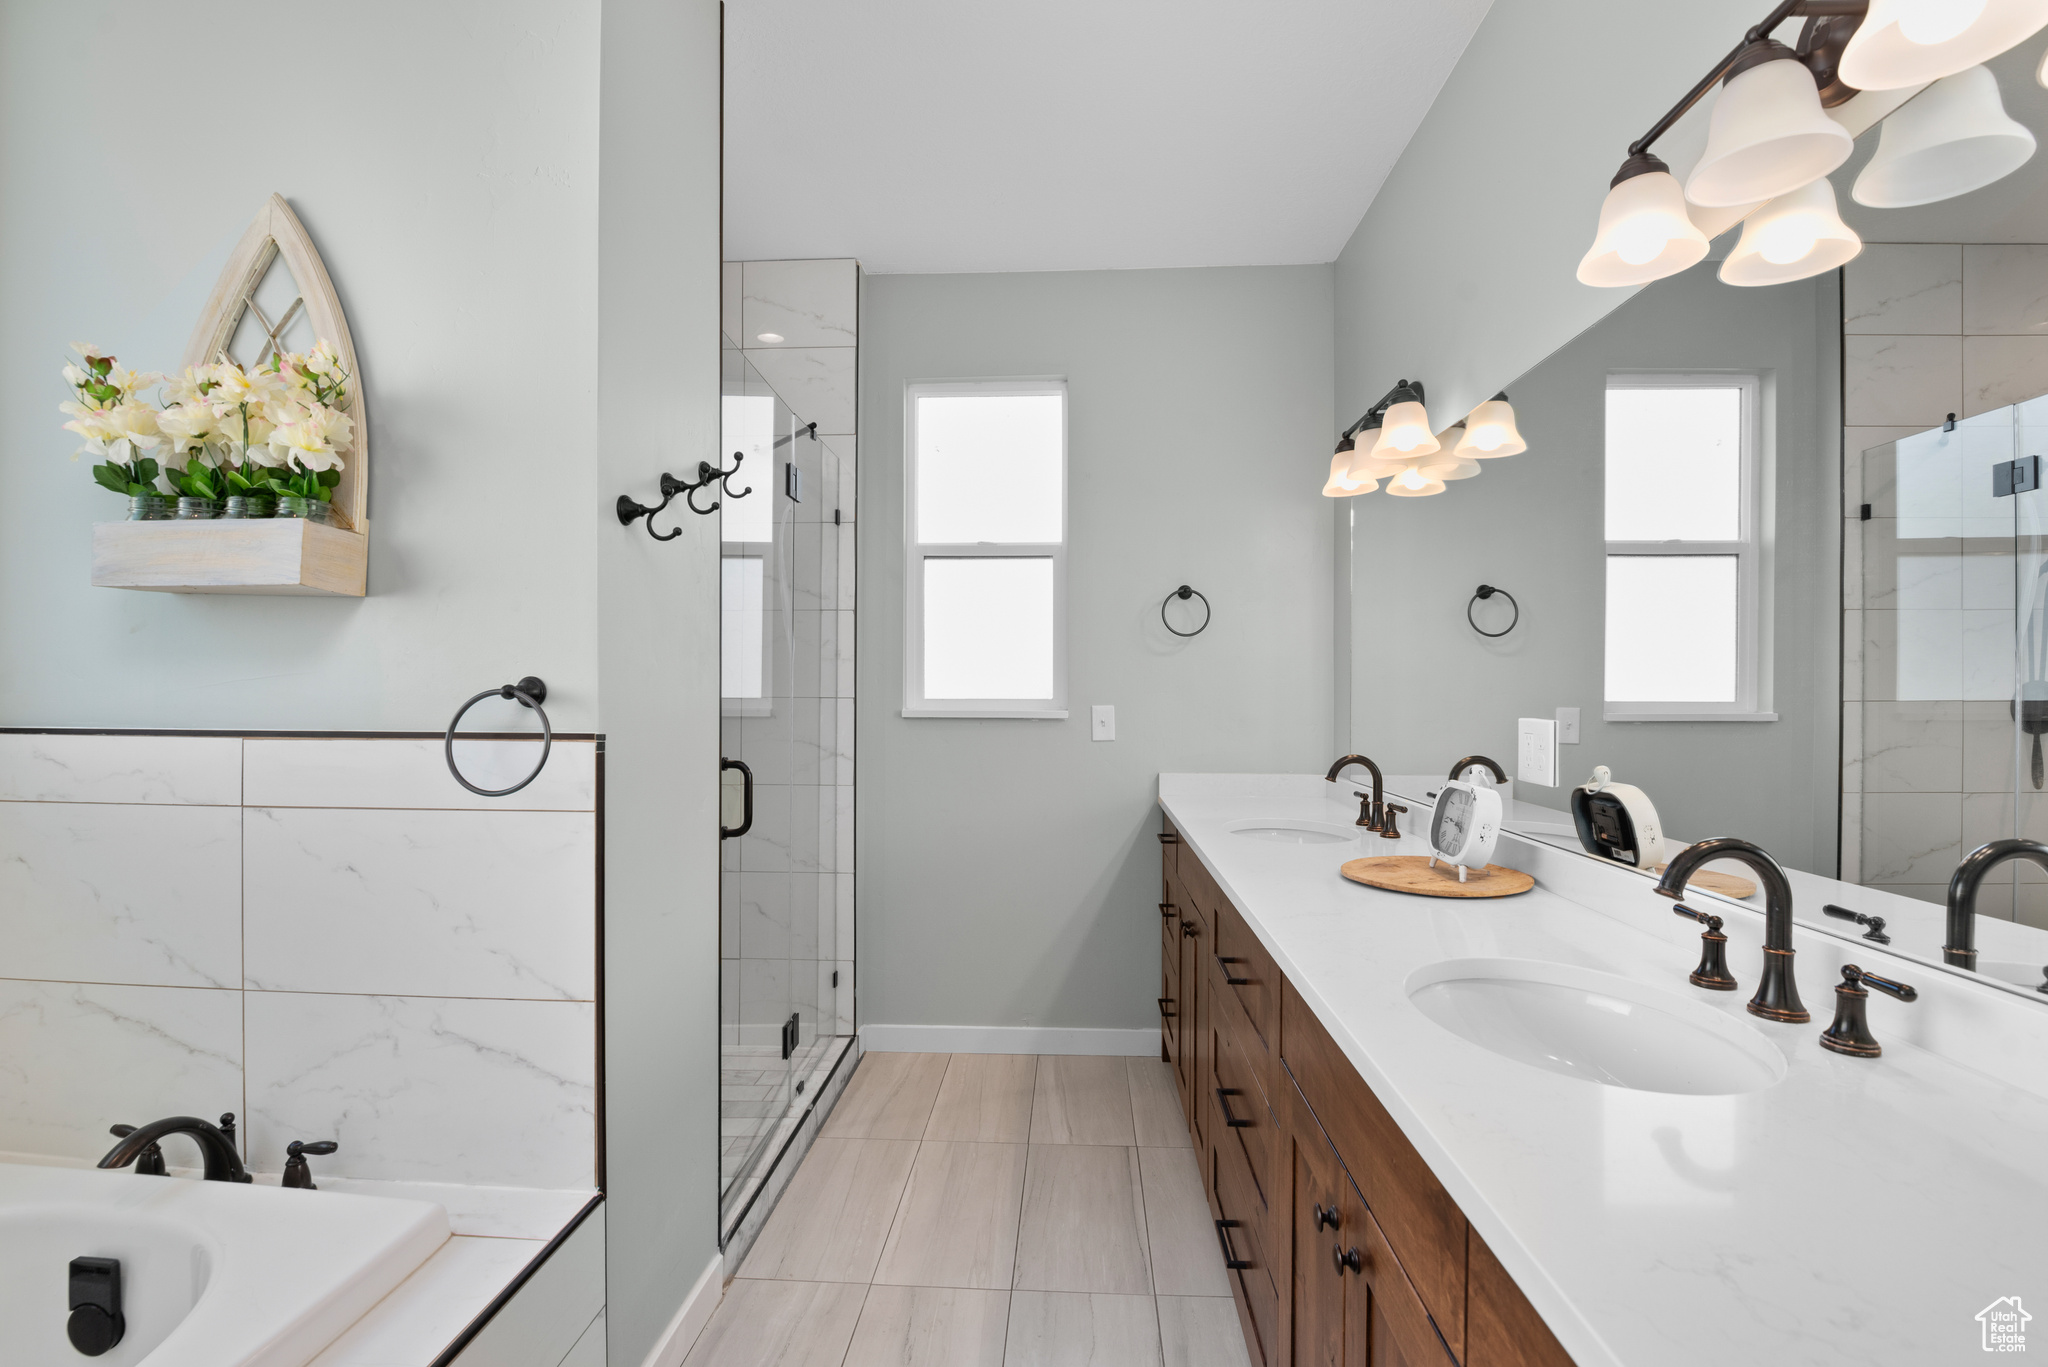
[1377,400,1440,455]
[1841,0,2048,90]
[1686,56,1855,207]
[1577,170,1710,287]
[1323,451,1374,497]
[1852,65,2035,205]
[1455,399,1526,458]
[1720,177,1862,285]
[1384,467,1447,498]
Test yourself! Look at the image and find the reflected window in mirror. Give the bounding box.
[1604,375,1773,722]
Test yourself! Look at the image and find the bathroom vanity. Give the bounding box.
[1158,773,2048,1367]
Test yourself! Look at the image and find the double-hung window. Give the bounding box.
[721,393,777,716]
[903,379,1067,718]
[1603,374,1773,721]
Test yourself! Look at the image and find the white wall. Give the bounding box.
[858,266,1336,1037]
[0,1,601,731]
[1347,263,1843,875]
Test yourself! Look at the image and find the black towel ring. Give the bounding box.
[1467,585,1519,638]
[1162,585,1211,638]
[445,677,552,797]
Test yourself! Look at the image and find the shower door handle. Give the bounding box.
[721,758,754,839]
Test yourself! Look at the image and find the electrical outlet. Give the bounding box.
[1518,717,1558,787]
[1092,705,1116,741]
[1556,706,1581,745]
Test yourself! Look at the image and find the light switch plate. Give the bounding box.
[1518,717,1557,787]
[1091,705,1116,741]
[1556,707,1581,745]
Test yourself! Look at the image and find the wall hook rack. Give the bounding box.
[1467,584,1519,638]
[616,453,753,540]
[1162,585,1212,638]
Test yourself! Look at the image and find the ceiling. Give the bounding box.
[722,0,1493,275]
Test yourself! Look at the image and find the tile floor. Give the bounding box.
[685,1051,1254,1367]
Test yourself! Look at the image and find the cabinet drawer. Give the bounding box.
[1210,1120,1279,1367]
[1212,1017,1274,1217]
[1176,845,1220,935]
[1282,982,1467,1362]
[1213,898,1278,1091]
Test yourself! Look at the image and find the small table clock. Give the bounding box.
[1428,779,1502,882]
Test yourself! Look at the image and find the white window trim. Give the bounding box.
[720,545,774,718]
[1604,372,1776,723]
[902,378,1069,719]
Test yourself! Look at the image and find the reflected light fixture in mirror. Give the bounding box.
[1840,0,2048,89]
[1455,393,1527,458]
[1577,154,1710,287]
[1720,176,1863,285]
[1685,41,1856,207]
[1852,63,2036,204]
[1377,386,1439,456]
[1384,465,1447,498]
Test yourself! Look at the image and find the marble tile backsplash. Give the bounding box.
[0,733,599,1190]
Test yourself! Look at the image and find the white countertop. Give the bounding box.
[1160,773,2048,1367]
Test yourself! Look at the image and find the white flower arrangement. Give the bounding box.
[61,340,353,507]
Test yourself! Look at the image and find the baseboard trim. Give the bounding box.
[859,1024,1158,1056]
[639,1250,723,1367]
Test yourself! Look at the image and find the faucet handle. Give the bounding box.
[1351,790,1379,830]
[283,1139,339,1191]
[1380,803,1407,839]
[108,1124,167,1176]
[1672,903,1739,991]
[1822,904,1891,944]
[1821,964,1914,1058]
[1855,966,1916,1002]
[1671,903,1723,931]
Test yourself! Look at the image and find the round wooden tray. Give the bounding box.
[1647,864,1758,900]
[1340,855,1534,899]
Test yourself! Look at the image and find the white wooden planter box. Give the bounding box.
[91,520,367,597]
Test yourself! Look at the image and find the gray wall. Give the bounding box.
[859,266,1337,1032]
[1348,263,1843,875]
[596,2,724,1362]
[0,1,601,731]
[1333,0,1768,424]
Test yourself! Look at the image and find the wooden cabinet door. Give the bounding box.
[1287,1082,1345,1367]
[1342,1181,1456,1367]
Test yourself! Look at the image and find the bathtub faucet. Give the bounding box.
[98,1113,251,1183]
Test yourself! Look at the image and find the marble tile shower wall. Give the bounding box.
[721,258,858,1048]
[1843,244,2048,925]
[0,733,598,1191]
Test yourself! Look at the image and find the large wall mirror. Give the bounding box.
[1348,38,2048,1003]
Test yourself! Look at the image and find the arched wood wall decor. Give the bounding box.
[185,193,369,532]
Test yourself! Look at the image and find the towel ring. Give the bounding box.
[1467,585,1518,639]
[1162,585,1211,638]
[445,677,552,797]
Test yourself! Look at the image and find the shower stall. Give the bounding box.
[717,260,858,1239]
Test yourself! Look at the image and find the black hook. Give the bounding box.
[617,452,751,538]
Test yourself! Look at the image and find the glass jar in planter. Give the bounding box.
[175,497,223,519]
[275,496,334,524]
[223,495,275,519]
[127,494,174,521]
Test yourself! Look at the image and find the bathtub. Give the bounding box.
[1,1160,448,1367]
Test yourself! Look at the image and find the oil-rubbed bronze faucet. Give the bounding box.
[1325,755,1385,832]
[1447,755,1508,785]
[1944,839,2048,969]
[1819,964,1916,1058]
[99,1113,251,1182]
[1655,837,1806,1023]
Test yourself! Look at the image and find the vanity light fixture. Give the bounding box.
[1851,63,2037,203]
[1376,383,1439,456]
[1385,466,1448,498]
[1579,0,2047,291]
[1840,0,2048,89]
[1454,394,1527,458]
[1720,176,1864,283]
[1322,448,1374,497]
[1686,38,1856,206]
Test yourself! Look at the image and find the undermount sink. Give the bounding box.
[1406,958,1787,1096]
[1229,819,1358,845]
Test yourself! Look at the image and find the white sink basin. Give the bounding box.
[1405,958,1787,1096]
[1228,819,1358,845]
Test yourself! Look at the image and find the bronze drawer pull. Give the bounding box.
[1158,832,1179,845]
[1158,902,1176,919]
[1334,1244,1363,1275]
[1313,1202,1340,1232]
[1215,1087,1254,1128]
[1182,921,1199,939]
[1158,997,1177,1019]
[1214,1219,1254,1271]
[1215,954,1251,986]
